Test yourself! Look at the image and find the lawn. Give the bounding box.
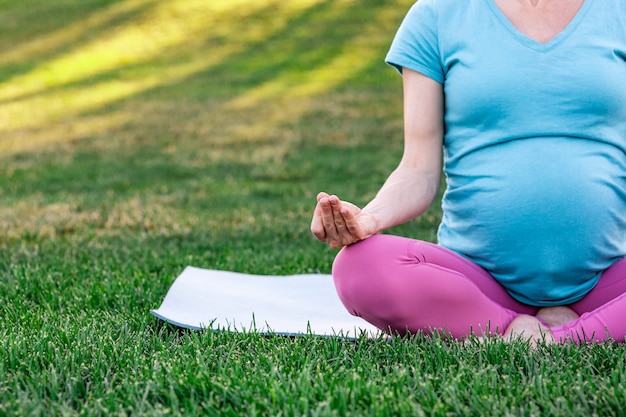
[1,0,625,415]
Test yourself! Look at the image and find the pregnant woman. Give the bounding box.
[311,0,626,344]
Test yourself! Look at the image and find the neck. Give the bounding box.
[522,0,544,5]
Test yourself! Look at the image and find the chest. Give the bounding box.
[492,0,585,43]
[438,5,626,159]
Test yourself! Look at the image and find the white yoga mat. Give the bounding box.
[151,266,379,338]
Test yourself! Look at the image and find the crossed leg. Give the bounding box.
[332,234,626,344]
[332,234,535,338]
[550,257,626,343]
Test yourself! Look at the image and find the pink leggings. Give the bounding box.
[333,234,626,343]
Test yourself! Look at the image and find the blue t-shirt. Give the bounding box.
[385,0,626,306]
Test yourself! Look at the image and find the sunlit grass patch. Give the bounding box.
[0,0,404,156]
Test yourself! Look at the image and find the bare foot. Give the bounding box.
[536,306,579,327]
[504,315,555,347]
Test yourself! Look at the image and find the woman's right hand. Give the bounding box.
[310,192,378,249]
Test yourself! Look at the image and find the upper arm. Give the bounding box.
[400,68,444,184]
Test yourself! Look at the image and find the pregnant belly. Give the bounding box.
[439,137,626,305]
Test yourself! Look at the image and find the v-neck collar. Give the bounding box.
[485,0,594,52]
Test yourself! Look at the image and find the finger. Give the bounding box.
[330,196,364,247]
[328,241,345,250]
[340,206,363,239]
[319,196,339,240]
[316,191,330,202]
[310,202,326,241]
[328,195,348,233]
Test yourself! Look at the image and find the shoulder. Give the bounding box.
[403,0,484,25]
[594,0,626,16]
[408,0,480,13]
[589,0,626,38]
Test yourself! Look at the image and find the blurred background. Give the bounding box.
[1,0,439,295]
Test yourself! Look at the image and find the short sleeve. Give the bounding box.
[385,0,444,83]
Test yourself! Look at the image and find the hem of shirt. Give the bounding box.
[384,57,444,84]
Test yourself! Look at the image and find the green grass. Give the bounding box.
[1,0,625,415]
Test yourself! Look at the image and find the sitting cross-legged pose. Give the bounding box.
[310,0,626,344]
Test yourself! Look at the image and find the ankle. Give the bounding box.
[536,306,579,327]
[504,314,555,347]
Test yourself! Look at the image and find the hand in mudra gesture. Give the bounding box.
[310,192,378,249]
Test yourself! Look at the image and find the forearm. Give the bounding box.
[361,68,444,233]
[361,162,441,233]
